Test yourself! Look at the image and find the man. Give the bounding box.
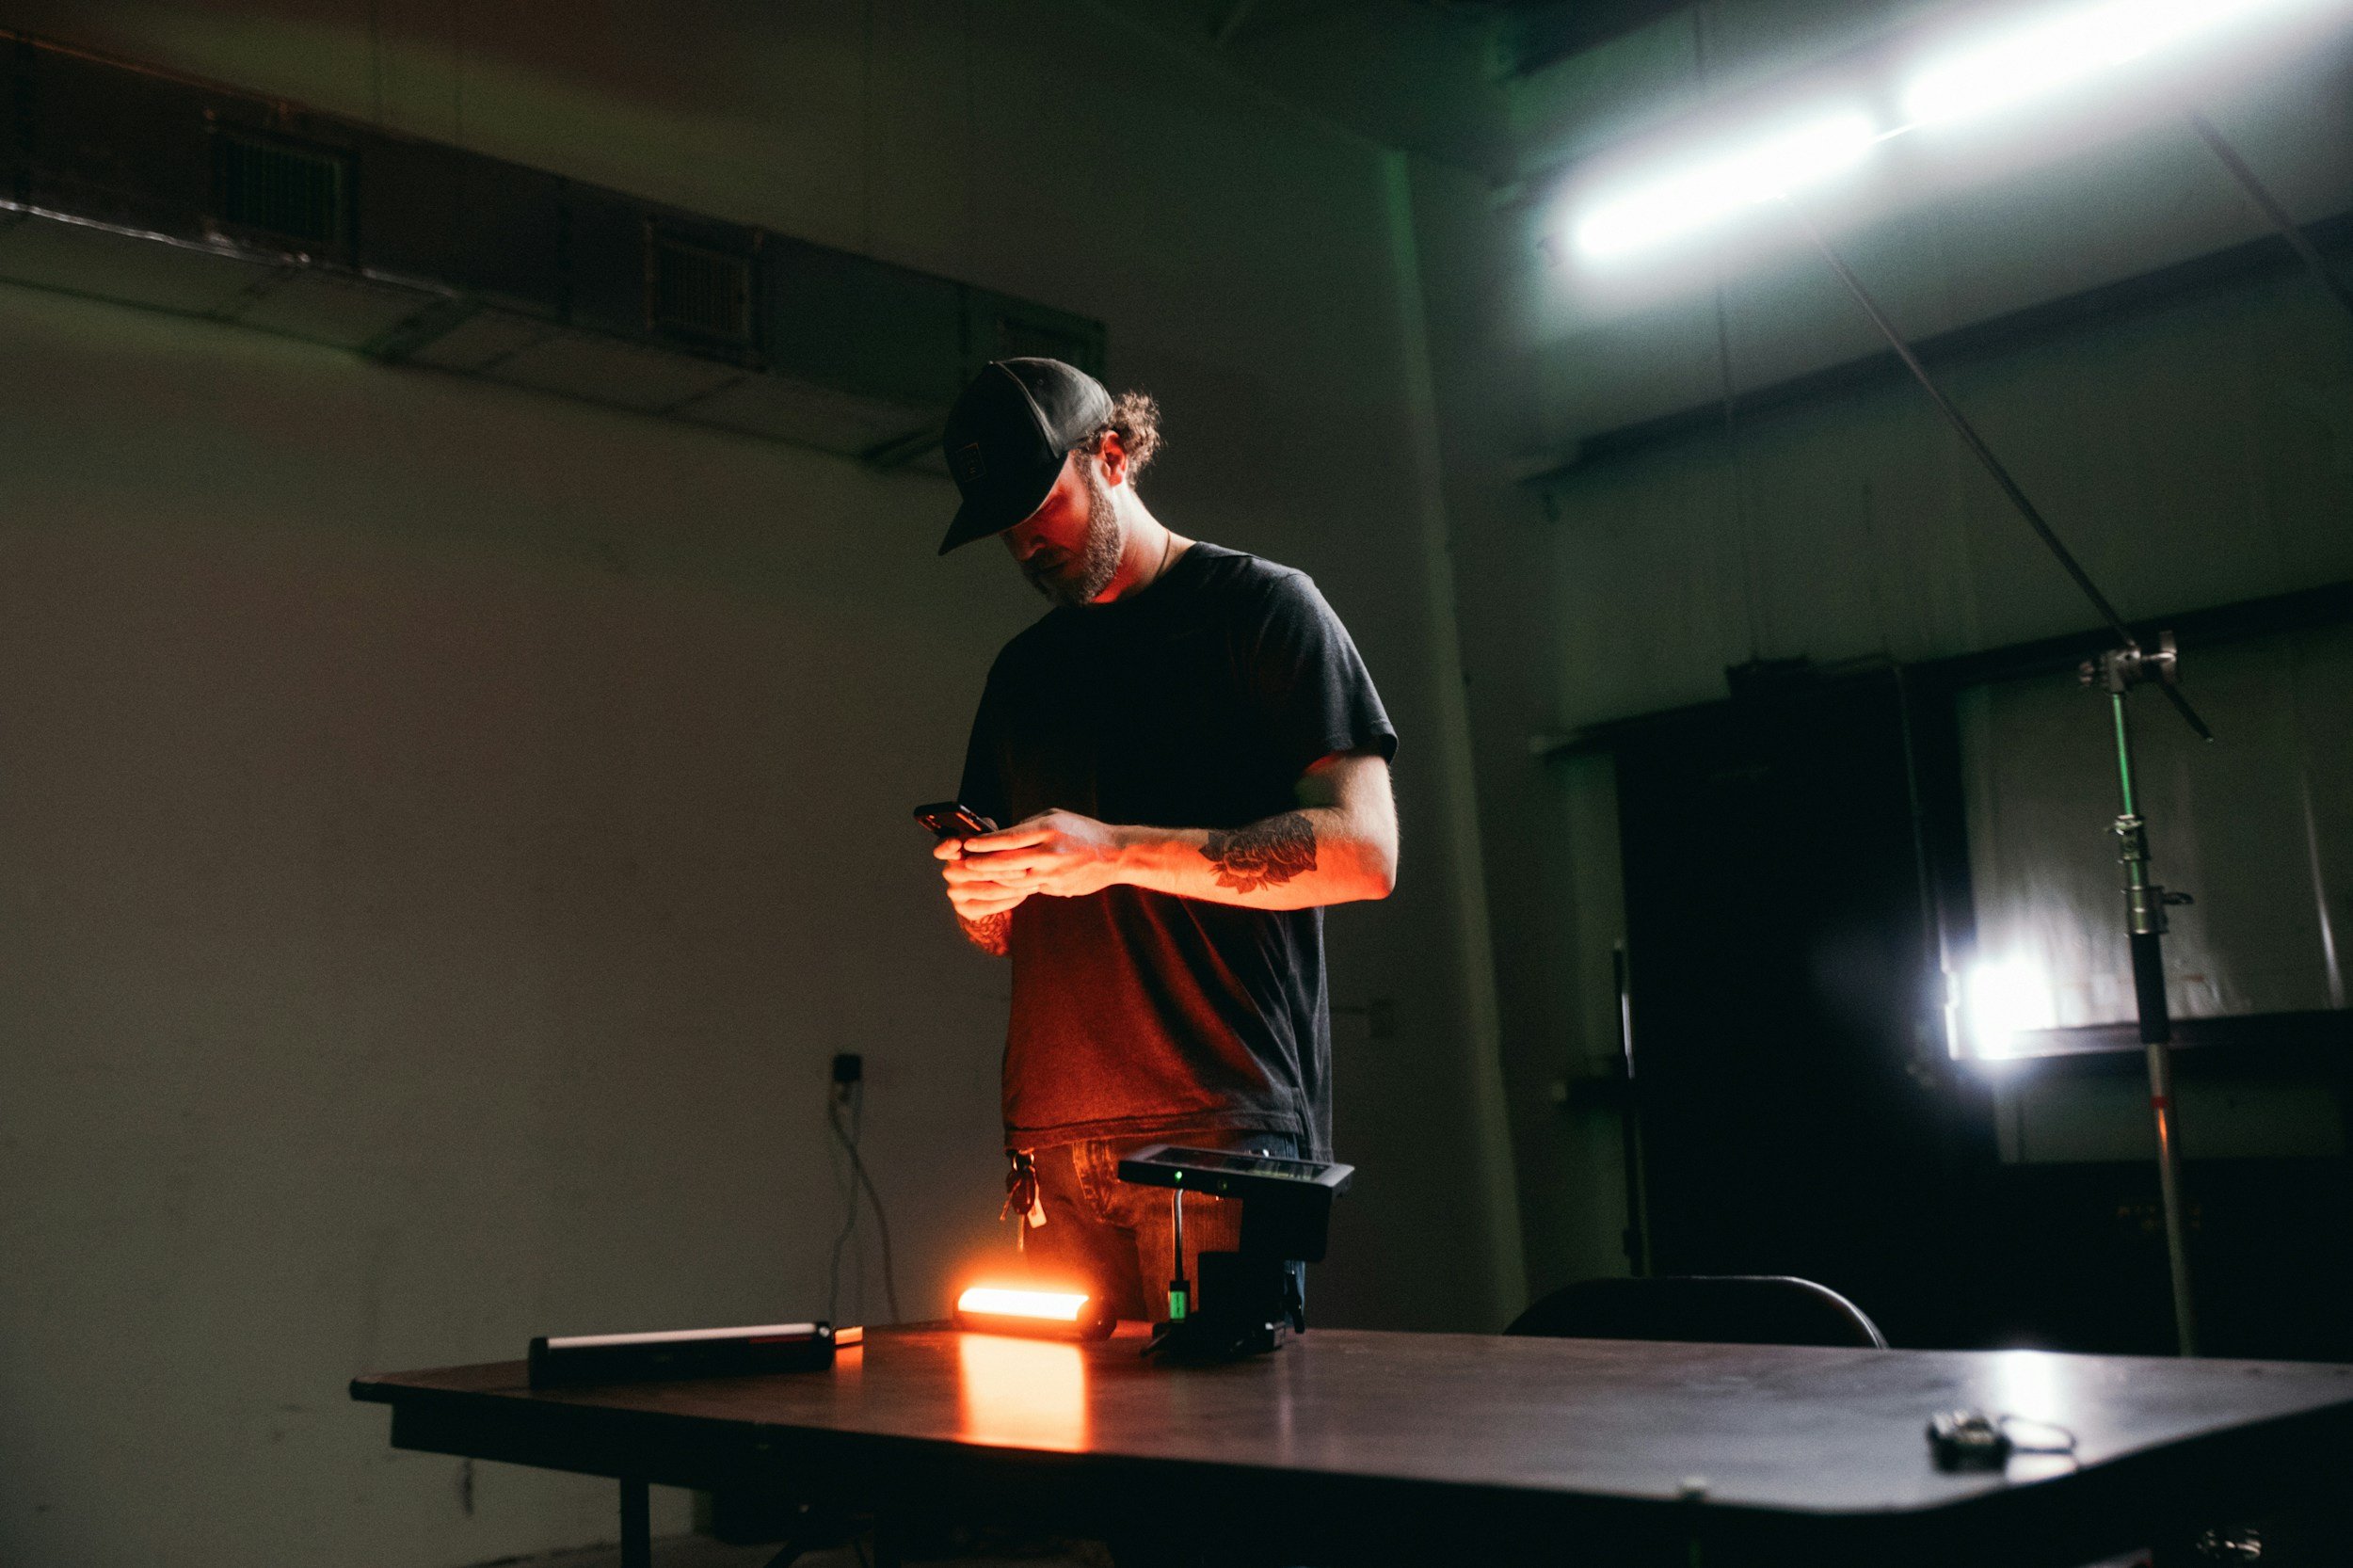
[932,357,1398,1324]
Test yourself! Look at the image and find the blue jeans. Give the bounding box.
[1016,1129,1304,1324]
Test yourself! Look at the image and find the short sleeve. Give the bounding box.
[1251,571,1398,780]
[956,665,1012,831]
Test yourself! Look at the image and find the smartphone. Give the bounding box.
[913,801,997,840]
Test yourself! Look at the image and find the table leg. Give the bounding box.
[619,1476,650,1568]
[871,1508,905,1568]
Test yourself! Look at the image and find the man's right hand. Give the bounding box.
[936,836,1032,922]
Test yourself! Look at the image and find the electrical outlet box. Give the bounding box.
[831,1052,863,1085]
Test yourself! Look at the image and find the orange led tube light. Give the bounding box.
[953,1284,1115,1340]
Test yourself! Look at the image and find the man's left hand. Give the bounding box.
[953,809,1131,899]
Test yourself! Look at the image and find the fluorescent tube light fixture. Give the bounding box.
[1574,113,1880,260]
[1903,0,2329,128]
[1561,0,2347,271]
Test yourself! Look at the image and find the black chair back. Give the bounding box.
[1504,1274,1888,1350]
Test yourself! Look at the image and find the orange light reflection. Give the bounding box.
[955,1334,1090,1452]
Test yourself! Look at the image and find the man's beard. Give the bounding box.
[1022,464,1124,608]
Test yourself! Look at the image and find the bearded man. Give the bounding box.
[930,358,1398,1325]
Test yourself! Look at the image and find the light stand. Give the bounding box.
[1781,200,2213,1355]
[2084,638,2200,1357]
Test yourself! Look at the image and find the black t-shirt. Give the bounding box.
[957,543,1396,1159]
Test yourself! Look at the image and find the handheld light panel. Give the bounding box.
[953,1285,1116,1340]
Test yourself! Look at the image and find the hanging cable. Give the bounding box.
[826,1075,863,1326]
[825,1075,902,1325]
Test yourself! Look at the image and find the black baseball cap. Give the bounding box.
[936,358,1112,555]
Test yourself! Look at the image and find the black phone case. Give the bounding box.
[914,801,995,838]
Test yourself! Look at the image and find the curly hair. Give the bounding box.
[1075,390,1163,481]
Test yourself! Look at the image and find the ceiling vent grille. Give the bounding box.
[214,133,346,250]
[650,232,755,347]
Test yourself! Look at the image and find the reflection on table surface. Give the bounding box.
[956,1332,1090,1452]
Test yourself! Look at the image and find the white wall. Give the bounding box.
[1,284,1015,1568]
[0,5,1521,1566]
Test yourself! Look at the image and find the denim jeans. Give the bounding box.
[1016,1128,1304,1324]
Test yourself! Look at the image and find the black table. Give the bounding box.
[351,1324,2353,1565]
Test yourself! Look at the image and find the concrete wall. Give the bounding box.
[0,5,1521,1565]
[1423,1,2353,1295]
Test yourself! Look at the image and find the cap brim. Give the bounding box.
[936,462,1061,555]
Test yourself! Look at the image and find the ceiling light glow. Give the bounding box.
[1902,0,2324,128]
[1574,112,1881,260]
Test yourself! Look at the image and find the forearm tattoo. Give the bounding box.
[1202,812,1318,894]
[960,910,1011,957]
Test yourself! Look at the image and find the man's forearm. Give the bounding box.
[941,755,1396,916]
[1114,808,1393,910]
[957,909,1012,956]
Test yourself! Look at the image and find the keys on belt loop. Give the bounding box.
[1001,1149,1047,1251]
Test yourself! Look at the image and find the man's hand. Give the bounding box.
[944,809,1131,900]
[933,754,1393,937]
[935,835,1035,923]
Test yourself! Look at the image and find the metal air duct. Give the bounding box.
[0,30,1106,468]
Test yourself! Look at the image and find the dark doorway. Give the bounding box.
[1613,667,1993,1348]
